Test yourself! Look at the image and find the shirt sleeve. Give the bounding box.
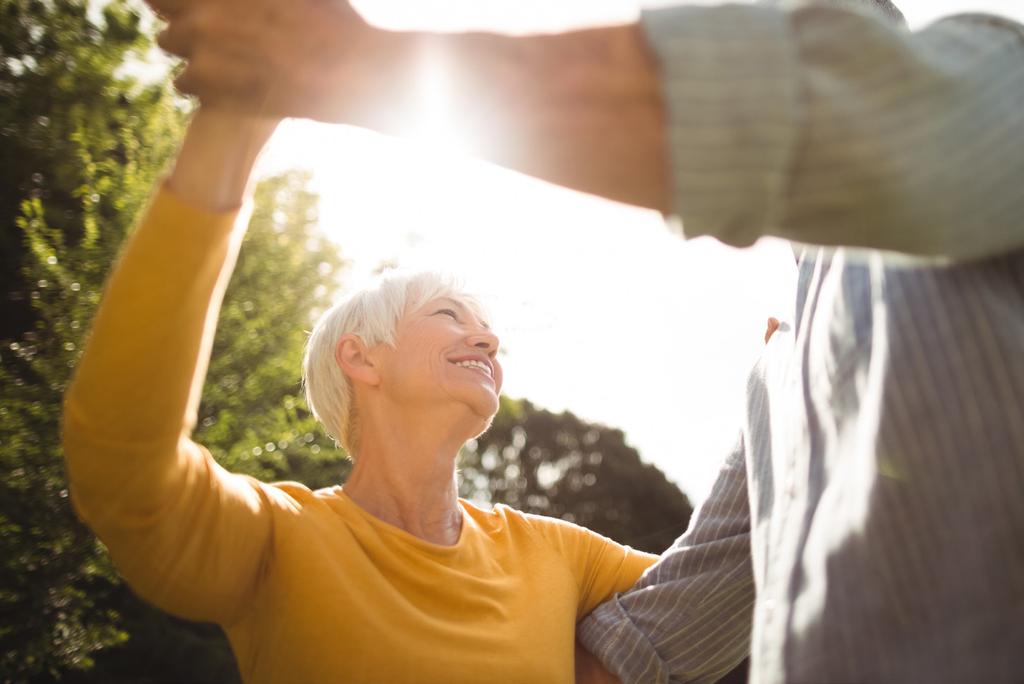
[643,2,1024,260]
[61,187,275,626]
[524,513,658,620]
[577,436,754,684]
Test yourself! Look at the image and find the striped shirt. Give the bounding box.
[578,4,1024,683]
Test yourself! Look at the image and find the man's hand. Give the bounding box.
[576,641,622,684]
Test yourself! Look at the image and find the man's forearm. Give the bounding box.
[434,25,669,212]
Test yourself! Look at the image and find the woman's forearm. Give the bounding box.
[167,108,278,211]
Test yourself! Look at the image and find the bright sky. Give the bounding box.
[254,0,1024,501]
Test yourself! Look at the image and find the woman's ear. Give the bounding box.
[335,334,381,387]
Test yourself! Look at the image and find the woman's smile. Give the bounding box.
[448,355,495,380]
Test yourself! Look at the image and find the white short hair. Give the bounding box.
[302,271,484,456]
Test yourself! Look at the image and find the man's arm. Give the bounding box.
[645,4,1024,260]
[577,436,755,684]
[149,0,1024,259]
[149,0,667,211]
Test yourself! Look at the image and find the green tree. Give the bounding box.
[0,0,180,342]
[0,1,346,679]
[461,398,693,554]
[1,0,185,678]
[194,171,348,488]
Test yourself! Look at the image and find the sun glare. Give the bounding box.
[401,46,473,155]
[254,0,1024,501]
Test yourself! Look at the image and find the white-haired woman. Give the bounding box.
[61,107,655,684]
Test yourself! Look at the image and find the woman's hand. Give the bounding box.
[166,107,280,212]
[764,317,781,344]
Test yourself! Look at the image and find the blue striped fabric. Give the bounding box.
[578,4,1024,683]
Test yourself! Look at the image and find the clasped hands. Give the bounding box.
[148,0,410,127]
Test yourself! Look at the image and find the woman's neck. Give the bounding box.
[342,419,465,546]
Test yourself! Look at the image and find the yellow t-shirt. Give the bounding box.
[62,188,656,683]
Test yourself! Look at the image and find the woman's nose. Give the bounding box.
[467,328,499,354]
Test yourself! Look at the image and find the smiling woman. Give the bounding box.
[302,271,497,457]
[60,104,656,683]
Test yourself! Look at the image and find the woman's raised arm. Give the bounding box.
[166,108,277,212]
[61,109,282,625]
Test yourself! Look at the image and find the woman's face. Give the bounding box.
[377,295,503,424]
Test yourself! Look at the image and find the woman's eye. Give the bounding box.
[435,308,458,319]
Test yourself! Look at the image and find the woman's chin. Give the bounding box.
[446,382,499,414]
[469,412,497,439]
[463,394,500,433]
[438,384,500,433]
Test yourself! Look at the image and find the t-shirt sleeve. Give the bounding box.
[525,513,657,620]
[61,187,275,626]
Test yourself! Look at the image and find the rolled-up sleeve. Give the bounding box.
[578,436,754,684]
[644,3,1024,260]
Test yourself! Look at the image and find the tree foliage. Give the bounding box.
[0,0,180,342]
[462,398,693,554]
[1,0,184,678]
[194,171,348,488]
[0,1,345,679]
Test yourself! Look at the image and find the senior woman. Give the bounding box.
[60,106,656,684]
